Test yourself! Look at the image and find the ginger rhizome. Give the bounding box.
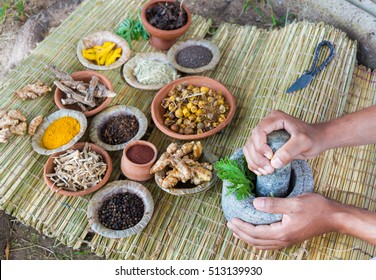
[150,141,213,189]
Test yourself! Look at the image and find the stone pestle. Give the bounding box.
[256,130,291,198]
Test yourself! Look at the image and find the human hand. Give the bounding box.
[243,110,325,175]
[227,193,339,250]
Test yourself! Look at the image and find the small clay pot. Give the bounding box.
[141,0,192,51]
[54,70,113,117]
[121,140,158,181]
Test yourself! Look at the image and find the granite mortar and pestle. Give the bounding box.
[222,129,314,225]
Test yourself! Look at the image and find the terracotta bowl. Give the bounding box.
[87,180,154,238]
[141,0,192,51]
[43,142,113,196]
[121,140,158,182]
[54,70,113,117]
[151,76,236,140]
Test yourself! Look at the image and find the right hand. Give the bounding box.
[243,110,325,175]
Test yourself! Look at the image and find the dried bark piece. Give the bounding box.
[28,115,43,136]
[15,81,51,100]
[54,81,96,107]
[46,64,73,81]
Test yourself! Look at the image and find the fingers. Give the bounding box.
[253,197,294,214]
[227,219,288,250]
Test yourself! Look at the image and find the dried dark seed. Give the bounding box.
[176,46,213,69]
[100,114,139,145]
[98,193,145,230]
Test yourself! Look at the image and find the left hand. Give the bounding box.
[227,193,338,250]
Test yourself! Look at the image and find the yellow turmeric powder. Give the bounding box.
[42,116,80,149]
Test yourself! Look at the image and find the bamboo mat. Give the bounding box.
[0,0,374,259]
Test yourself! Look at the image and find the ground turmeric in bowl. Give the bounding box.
[42,116,80,149]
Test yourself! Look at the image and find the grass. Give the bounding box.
[242,0,295,28]
[0,0,26,25]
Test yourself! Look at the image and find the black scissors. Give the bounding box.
[286,40,335,94]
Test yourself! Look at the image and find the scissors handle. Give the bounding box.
[308,40,335,77]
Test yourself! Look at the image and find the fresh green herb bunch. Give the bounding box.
[214,155,256,200]
[115,14,150,48]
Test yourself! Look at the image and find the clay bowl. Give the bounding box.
[43,142,113,197]
[89,105,148,151]
[121,140,158,182]
[87,180,154,239]
[154,150,218,196]
[151,76,236,140]
[54,70,114,117]
[141,0,192,51]
[76,31,131,70]
[31,109,87,156]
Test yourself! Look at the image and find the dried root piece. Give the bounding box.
[8,110,26,122]
[48,65,117,112]
[46,143,107,192]
[15,81,51,100]
[28,115,43,136]
[10,122,27,135]
[150,141,212,188]
[0,128,11,143]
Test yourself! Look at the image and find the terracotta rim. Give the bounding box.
[43,142,113,197]
[151,76,236,140]
[141,0,192,39]
[54,70,113,117]
[123,140,158,166]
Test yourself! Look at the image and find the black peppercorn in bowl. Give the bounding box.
[89,105,148,151]
[87,180,154,238]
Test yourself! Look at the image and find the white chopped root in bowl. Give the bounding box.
[134,58,179,85]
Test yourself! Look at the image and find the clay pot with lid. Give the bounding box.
[121,140,158,181]
[141,0,192,51]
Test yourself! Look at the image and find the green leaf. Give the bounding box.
[214,156,256,200]
[115,16,150,49]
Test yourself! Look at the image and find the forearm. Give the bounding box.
[331,201,376,245]
[319,105,376,150]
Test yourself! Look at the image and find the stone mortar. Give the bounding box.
[256,130,291,197]
[221,148,314,225]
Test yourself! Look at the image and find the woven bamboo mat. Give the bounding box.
[0,0,374,259]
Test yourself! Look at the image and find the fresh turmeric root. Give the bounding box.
[15,81,51,100]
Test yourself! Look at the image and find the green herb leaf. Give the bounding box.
[115,16,149,49]
[214,156,256,200]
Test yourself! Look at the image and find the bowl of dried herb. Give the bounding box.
[52,68,116,117]
[89,105,148,151]
[151,76,236,140]
[43,142,112,196]
[141,0,192,51]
